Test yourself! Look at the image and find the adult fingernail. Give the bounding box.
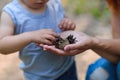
[64,47,70,51]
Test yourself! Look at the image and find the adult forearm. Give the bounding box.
[93,49,119,63]
[92,38,120,63]
[0,32,32,54]
[93,38,120,55]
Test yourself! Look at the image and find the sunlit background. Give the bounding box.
[0,0,112,80]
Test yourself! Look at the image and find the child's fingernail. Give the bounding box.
[59,25,62,28]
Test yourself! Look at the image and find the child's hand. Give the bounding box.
[59,17,76,31]
[30,29,59,45]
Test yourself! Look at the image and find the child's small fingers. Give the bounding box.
[47,31,59,38]
[59,20,64,28]
[43,39,52,45]
[66,21,73,29]
[39,44,44,47]
[71,23,76,30]
[62,19,69,26]
[65,22,75,30]
[44,35,56,43]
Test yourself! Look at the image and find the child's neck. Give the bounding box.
[19,0,47,14]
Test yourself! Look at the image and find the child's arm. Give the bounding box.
[0,12,58,54]
[0,12,32,54]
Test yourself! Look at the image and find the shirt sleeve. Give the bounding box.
[50,0,65,16]
[2,4,17,27]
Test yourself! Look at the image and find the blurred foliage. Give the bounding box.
[63,0,110,19]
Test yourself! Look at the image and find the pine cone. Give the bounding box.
[53,34,77,50]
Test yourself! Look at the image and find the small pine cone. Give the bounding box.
[53,34,76,50]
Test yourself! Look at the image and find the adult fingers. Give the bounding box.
[42,45,67,56]
[64,43,83,51]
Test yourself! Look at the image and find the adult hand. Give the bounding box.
[40,31,96,56]
[40,44,85,56]
[64,32,95,52]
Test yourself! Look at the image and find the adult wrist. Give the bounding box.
[91,37,100,49]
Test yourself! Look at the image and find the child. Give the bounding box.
[0,0,78,80]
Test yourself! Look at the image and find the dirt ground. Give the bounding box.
[0,1,112,80]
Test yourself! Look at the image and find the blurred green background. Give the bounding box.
[63,0,110,20]
[0,0,110,19]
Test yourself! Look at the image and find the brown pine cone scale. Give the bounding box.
[53,34,77,50]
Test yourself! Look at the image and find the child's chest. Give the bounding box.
[17,15,62,34]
